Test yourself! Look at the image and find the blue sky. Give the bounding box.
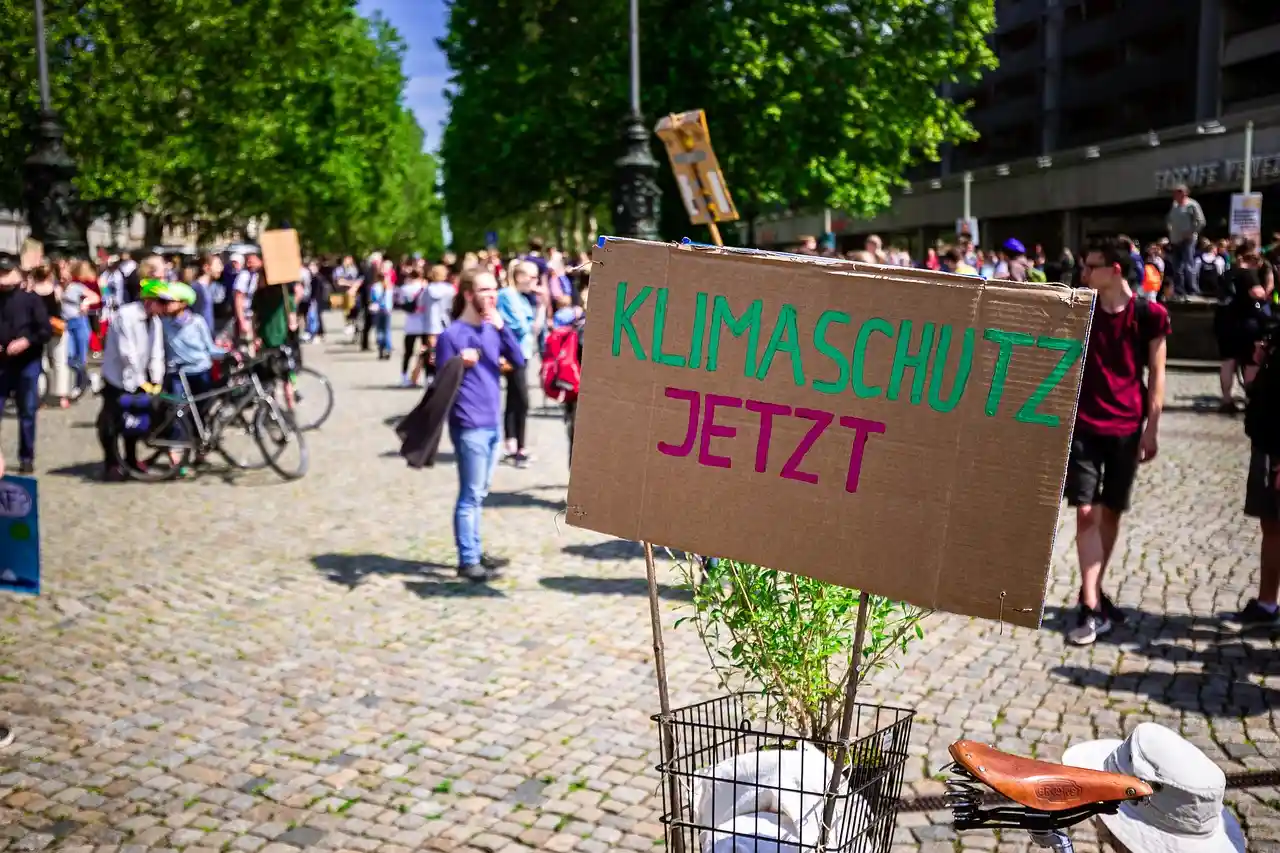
[358,0,450,152]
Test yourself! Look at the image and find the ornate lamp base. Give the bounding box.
[22,109,88,260]
[612,111,662,241]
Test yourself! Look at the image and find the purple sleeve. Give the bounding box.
[435,326,458,365]
[498,324,526,368]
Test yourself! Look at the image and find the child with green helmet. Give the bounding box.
[158,278,226,477]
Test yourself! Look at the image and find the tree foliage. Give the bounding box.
[440,0,996,247]
[0,0,443,257]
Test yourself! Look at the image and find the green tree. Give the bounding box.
[0,0,442,256]
[439,0,996,246]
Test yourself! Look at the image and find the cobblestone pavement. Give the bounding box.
[1,322,1277,853]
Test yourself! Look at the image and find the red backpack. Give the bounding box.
[541,326,582,402]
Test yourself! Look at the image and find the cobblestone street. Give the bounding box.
[1,329,1278,853]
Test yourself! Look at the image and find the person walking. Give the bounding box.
[434,269,525,582]
[0,255,50,475]
[1166,183,1207,299]
[369,261,395,360]
[1066,236,1171,646]
[498,262,538,466]
[61,261,101,402]
[397,264,428,386]
[1235,321,1280,626]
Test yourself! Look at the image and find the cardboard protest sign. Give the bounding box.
[655,111,739,225]
[0,476,40,595]
[566,238,1095,628]
[260,229,303,286]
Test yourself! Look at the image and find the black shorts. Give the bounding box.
[1245,446,1280,521]
[1064,429,1142,513]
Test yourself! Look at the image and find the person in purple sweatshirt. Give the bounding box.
[434,269,526,582]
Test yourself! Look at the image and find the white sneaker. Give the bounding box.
[1067,606,1112,646]
[399,374,414,388]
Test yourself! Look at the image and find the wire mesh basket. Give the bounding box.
[652,692,914,853]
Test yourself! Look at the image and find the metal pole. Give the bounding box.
[962,172,973,222]
[1243,120,1255,195]
[34,0,51,111]
[628,0,640,115]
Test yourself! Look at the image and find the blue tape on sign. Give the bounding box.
[596,235,607,248]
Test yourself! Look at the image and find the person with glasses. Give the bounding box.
[1065,236,1171,646]
[0,253,51,475]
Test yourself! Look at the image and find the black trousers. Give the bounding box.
[403,333,426,374]
[504,362,529,448]
[98,384,138,468]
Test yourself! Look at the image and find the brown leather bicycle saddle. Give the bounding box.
[949,741,1154,812]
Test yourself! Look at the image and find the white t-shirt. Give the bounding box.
[234,270,260,317]
[398,280,428,335]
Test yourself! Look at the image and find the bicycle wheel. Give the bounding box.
[119,417,191,483]
[253,400,308,480]
[211,395,274,470]
[290,366,334,431]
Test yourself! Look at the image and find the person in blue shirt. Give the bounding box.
[368,262,396,360]
[157,281,226,476]
[434,269,526,582]
[497,263,539,466]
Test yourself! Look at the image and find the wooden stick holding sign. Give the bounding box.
[655,110,738,248]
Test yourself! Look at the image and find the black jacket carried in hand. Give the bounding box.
[397,356,465,468]
[0,286,51,369]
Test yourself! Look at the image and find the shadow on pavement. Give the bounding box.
[539,575,691,601]
[1164,394,1236,414]
[562,540,647,561]
[487,489,565,511]
[1052,661,1279,718]
[312,552,458,589]
[1040,604,1236,644]
[377,449,455,464]
[45,461,105,482]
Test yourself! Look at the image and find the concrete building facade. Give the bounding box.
[751,0,1280,255]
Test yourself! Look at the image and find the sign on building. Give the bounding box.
[1230,192,1263,243]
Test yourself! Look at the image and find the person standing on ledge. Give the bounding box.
[1067,236,1170,646]
[434,269,526,583]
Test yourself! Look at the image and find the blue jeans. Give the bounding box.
[450,423,501,567]
[1171,238,1199,296]
[0,359,42,463]
[64,316,91,391]
[373,310,392,353]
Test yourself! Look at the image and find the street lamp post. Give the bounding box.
[21,0,87,260]
[610,0,661,240]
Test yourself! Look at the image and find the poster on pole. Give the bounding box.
[260,229,303,286]
[1230,193,1263,243]
[955,218,980,246]
[655,111,739,226]
[0,476,40,595]
[567,238,1095,628]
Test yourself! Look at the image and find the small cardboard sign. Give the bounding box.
[20,238,44,270]
[655,111,739,225]
[260,229,303,286]
[0,476,40,595]
[566,239,1095,628]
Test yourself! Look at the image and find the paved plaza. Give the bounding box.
[1,332,1279,853]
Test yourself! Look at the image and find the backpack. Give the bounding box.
[1142,263,1163,294]
[541,326,582,403]
[1197,254,1222,296]
[1246,331,1280,455]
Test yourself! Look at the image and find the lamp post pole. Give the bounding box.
[22,0,88,260]
[610,0,661,240]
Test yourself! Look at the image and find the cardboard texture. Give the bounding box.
[260,229,303,285]
[655,110,739,225]
[566,238,1096,628]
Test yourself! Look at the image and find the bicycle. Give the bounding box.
[117,360,308,482]
[946,739,1153,852]
[219,337,334,432]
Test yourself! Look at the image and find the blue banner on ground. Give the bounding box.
[0,476,40,595]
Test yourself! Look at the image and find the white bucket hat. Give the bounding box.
[1061,723,1244,853]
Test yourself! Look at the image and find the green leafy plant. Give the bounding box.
[671,554,930,742]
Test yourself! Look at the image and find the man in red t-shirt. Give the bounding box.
[1066,236,1171,646]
